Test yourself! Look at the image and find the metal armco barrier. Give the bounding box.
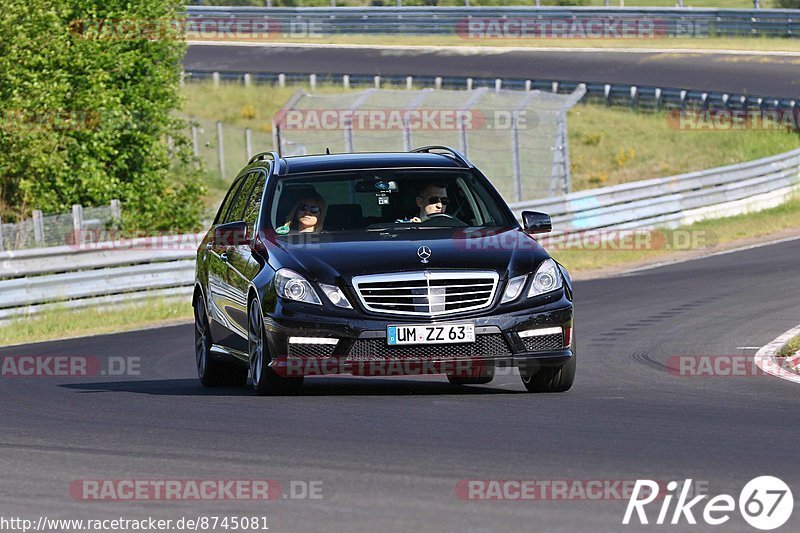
[183,71,799,116]
[1,149,798,321]
[184,7,800,38]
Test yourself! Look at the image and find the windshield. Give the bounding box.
[267,169,516,234]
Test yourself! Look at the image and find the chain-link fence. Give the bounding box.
[0,201,121,251]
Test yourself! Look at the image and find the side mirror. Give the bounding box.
[521,211,552,234]
[213,220,250,248]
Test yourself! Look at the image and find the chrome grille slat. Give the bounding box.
[363,289,493,299]
[352,271,499,317]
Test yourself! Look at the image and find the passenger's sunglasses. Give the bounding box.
[423,196,449,206]
[298,204,321,214]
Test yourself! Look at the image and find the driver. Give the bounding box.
[398,183,449,223]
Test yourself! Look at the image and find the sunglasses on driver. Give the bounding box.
[298,204,321,214]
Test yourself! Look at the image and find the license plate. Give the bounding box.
[387,324,475,346]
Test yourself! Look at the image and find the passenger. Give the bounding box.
[397,183,449,223]
[278,194,326,233]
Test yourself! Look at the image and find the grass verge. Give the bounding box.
[778,334,800,357]
[0,298,192,348]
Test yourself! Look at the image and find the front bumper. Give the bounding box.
[263,298,574,377]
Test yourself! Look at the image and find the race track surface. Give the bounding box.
[2,238,799,531]
[185,43,800,98]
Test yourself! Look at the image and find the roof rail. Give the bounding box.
[248,151,286,175]
[410,146,472,168]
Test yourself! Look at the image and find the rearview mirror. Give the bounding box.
[521,211,552,234]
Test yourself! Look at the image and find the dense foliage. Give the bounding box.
[0,0,204,231]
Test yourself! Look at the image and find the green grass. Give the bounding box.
[0,298,192,347]
[550,195,800,271]
[778,334,800,357]
[568,105,800,190]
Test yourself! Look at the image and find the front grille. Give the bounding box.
[287,343,336,358]
[520,333,563,353]
[352,271,499,317]
[346,334,512,361]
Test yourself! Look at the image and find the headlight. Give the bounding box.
[319,283,353,309]
[528,259,563,297]
[501,274,527,303]
[275,269,322,305]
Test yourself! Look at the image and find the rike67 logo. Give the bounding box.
[623,477,793,530]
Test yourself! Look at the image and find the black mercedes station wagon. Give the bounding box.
[194,146,574,394]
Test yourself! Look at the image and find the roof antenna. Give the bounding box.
[325,147,331,155]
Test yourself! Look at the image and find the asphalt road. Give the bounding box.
[1,237,799,532]
[185,43,800,99]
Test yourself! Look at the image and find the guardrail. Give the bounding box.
[184,6,800,38]
[0,234,202,321]
[508,148,800,234]
[1,149,798,322]
[184,71,799,116]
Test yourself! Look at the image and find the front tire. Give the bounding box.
[248,298,303,395]
[194,296,248,387]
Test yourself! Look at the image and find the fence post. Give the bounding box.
[510,112,522,203]
[466,78,473,91]
[406,76,413,90]
[343,75,350,89]
[495,79,502,92]
[216,120,226,178]
[525,80,532,92]
[191,120,199,157]
[374,75,381,89]
[552,81,559,94]
[604,84,611,106]
[344,118,354,153]
[245,128,253,161]
[278,73,286,88]
[71,204,84,245]
[434,77,442,90]
[309,74,317,90]
[0,216,4,251]
[32,210,44,244]
[110,199,121,228]
[655,88,663,111]
[212,71,220,88]
[244,73,252,87]
[630,86,638,110]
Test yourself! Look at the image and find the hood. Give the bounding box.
[263,227,551,284]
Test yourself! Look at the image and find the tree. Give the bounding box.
[0,0,204,231]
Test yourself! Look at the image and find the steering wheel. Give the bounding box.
[427,213,455,219]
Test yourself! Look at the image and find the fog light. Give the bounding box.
[518,327,562,339]
[288,337,339,345]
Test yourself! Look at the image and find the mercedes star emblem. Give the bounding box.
[417,246,432,264]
